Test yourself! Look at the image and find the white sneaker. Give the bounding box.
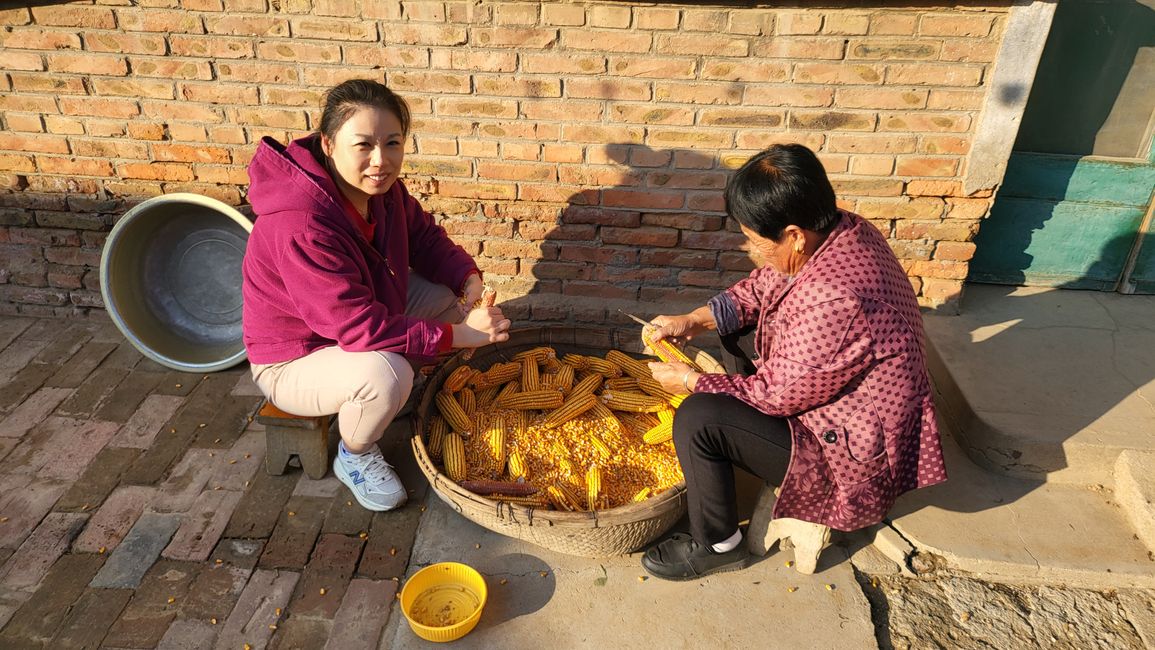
[333,446,408,512]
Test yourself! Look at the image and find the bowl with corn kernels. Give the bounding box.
[411,325,723,558]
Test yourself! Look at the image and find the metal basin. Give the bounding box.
[100,193,253,372]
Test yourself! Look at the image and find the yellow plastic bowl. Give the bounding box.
[399,562,488,642]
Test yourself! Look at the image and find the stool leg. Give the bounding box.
[299,424,330,480]
[265,426,292,476]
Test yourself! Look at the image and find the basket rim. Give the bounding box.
[409,325,724,527]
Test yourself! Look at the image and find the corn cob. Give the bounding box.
[546,484,576,511]
[553,363,575,394]
[508,409,528,435]
[507,449,528,480]
[458,287,497,362]
[494,380,521,404]
[568,373,604,400]
[443,432,467,481]
[459,479,537,496]
[605,377,640,392]
[512,346,555,365]
[474,384,500,408]
[586,465,601,510]
[588,433,611,459]
[632,487,652,502]
[458,387,476,416]
[495,390,564,411]
[542,357,561,373]
[587,401,623,433]
[427,415,448,459]
[618,412,660,437]
[472,411,488,439]
[656,407,676,426]
[643,420,674,444]
[642,326,703,372]
[541,393,598,429]
[584,356,623,378]
[520,358,540,392]
[491,494,550,508]
[637,376,676,402]
[606,349,653,381]
[435,391,473,434]
[484,415,507,469]
[560,353,588,370]
[668,393,686,408]
[470,361,521,389]
[601,390,667,413]
[558,480,586,510]
[443,366,476,393]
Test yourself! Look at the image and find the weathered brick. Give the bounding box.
[90,512,181,589]
[12,416,119,480]
[43,341,116,388]
[150,448,225,514]
[0,387,71,438]
[123,374,233,485]
[654,81,740,104]
[323,578,396,649]
[73,485,156,553]
[56,446,141,512]
[285,533,363,618]
[213,569,299,650]
[103,559,199,648]
[271,617,331,649]
[0,512,86,590]
[48,587,133,647]
[0,553,105,647]
[259,495,328,570]
[190,391,262,449]
[163,489,243,561]
[919,13,994,37]
[156,619,219,650]
[656,32,747,56]
[223,470,297,539]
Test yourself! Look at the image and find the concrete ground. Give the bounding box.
[0,283,1152,648]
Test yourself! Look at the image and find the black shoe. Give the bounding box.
[641,533,751,581]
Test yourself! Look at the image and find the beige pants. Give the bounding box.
[251,272,461,451]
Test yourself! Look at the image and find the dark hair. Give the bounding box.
[724,144,839,241]
[317,79,411,141]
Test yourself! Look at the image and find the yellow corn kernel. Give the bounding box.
[632,487,652,502]
[512,346,555,365]
[470,361,522,389]
[637,376,675,402]
[643,421,674,445]
[588,433,611,459]
[521,358,540,392]
[656,408,676,426]
[601,390,667,413]
[586,465,601,510]
[508,449,528,480]
[474,384,500,408]
[508,409,528,435]
[560,353,589,370]
[427,415,448,459]
[435,391,473,434]
[668,393,686,408]
[495,390,565,411]
[568,373,604,400]
[541,393,598,429]
[458,387,476,416]
[494,380,521,404]
[642,326,703,372]
[584,356,623,378]
[546,484,575,511]
[443,432,467,481]
[443,366,476,392]
[492,494,549,508]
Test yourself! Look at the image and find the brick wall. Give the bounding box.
[0,1,1010,322]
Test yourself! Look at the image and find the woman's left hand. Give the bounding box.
[647,361,698,395]
[460,273,484,314]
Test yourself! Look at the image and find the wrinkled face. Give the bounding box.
[741,224,794,274]
[321,106,405,208]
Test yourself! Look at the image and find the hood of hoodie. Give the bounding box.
[247,134,362,238]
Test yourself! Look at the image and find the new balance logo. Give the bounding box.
[348,470,366,486]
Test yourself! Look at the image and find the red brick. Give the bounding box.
[869,13,918,35]
[90,78,174,99]
[2,29,81,50]
[896,219,978,241]
[518,222,596,241]
[920,135,972,156]
[601,189,682,210]
[896,156,960,177]
[217,60,298,83]
[568,77,652,101]
[700,60,788,82]
[743,85,834,108]
[794,62,883,85]
[522,99,605,121]
[71,140,149,159]
[832,178,904,197]
[880,112,971,133]
[37,157,115,177]
[827,134,917,154]
[255,40,341,63]
[919,14,994,38]
[608,57,696,79]
[8,74,83,96]
[776,12,822,35]
[837,87,929,110]
[655,81,741,105]
[921,277,963,305]
[291,17,376,40]
[888,63,984,86]
[823,12,871,35]
[629,148,672,167]
[640,248,718,269]
[646,170,727,190]
[178,82,258,105]
[719,251,757,271]
[790,111,875,131]
[543,3,585,26]
[601,225,679,247]
[31,5,115,28]
[688,192,726,212]
[472,27,558,48]
[437,180,516,201]
[848,40,939,60]
[941,40,1000,63]
[169,34,254,58]
[313,0,359,16]
[558,166,642,187]
[84,32,167,55]
[566,29,652,53]
[934,241,977,261]
[858,198,945,220]
[475,75,562,98]
[388,70,469,94]
[563,124,645,144]
[133,57,215,79]
[46,52,127,76]
[563,281,637,301]
[908,259,969,280]
[850,155,895,176]
[946,198,992,220]
[0,133,69,154]
[117,162,195,182]
[589,4,630,28]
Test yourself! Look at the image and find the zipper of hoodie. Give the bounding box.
[361,240,396,277]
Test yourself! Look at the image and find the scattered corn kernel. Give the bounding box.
[244,481,250,487]
[169,428,176,433]
[359,532,368,539]
[268,624,277,630]
[539,571,548,577]
[213,486,221,491]
[215,559,223,564]
[785,560,794,567]
[420,505,426,512]
[638,576,647,582]
[287,511,296,517]
[213,438,221,443]
[208,452,214,457]
[275,608,282,616]
[319,588,327,595]
[871,577,879,588]
[499,579,508,585]
[244,645,252,650]
[389,547,397,556]
[825,584,835,591]
[474,543,480,549]
[175,383,182,388]
[787,586,798,593]
[228,460,237,465]
[198,423,206,428]
[98,546,106,554]
[960,612,971,622]
[167,597,175,604]
[81,503,90,511]
[347,501,353,507]
[210,618,217,625]
[0,517,8,523]
[244,453,252,459]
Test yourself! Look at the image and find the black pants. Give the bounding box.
[674,330,791,545]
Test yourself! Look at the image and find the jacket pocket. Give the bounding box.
[811,405,888,485]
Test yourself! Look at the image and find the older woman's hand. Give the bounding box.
[648,312,708,344]
[647,361,698,395]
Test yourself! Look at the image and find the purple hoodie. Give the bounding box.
[242,134,478,365]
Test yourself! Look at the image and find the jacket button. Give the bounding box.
[822,430,838,444]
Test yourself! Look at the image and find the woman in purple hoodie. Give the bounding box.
[242,79,510,512]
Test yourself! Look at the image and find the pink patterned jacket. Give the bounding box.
[695,211,947,531]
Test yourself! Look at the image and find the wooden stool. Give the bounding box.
[256,401,333,480]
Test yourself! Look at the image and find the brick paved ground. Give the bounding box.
[0,315,422,649]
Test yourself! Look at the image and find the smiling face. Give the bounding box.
[320,106,405,214]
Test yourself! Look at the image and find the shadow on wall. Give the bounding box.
[495,143,750,358]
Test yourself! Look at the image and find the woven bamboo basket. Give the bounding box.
[411,325,723,558]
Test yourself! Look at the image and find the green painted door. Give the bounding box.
[969,0,1155,293]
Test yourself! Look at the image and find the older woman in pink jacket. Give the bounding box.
[641,144,947,581]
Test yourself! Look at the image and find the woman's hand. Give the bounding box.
[460,273,484,313]
[451,306,510,348]
[647,361,698,394]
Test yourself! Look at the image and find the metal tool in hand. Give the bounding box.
[618,309,654,328]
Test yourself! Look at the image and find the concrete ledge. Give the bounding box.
[1115,450,1155,554]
